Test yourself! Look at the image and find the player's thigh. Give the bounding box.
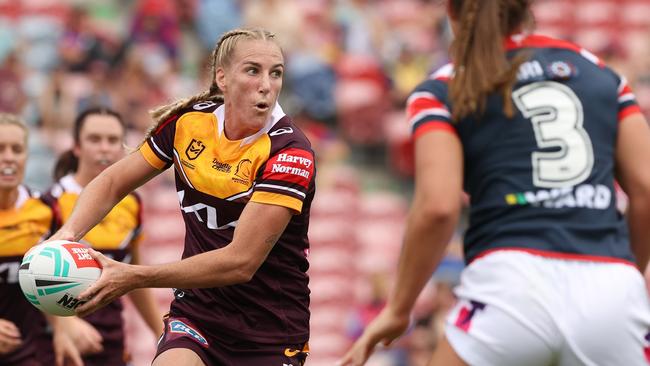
[153,348,205,366]
[428,335,467,366]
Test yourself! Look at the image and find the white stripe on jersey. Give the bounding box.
[618,93,636,104]
[408,108,452,127]
[580,49,601,66]
[255,183,307,198]
[227,187,254,201]
[430,63,454,80]
[172,149,196,190]
[151,137,172,161]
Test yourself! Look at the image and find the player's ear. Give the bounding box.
[216,67,227,93]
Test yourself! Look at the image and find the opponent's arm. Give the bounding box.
[615,113,650,272]
[51,152,160,241]
[338,130,463,366]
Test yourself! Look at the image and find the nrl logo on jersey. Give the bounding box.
[185,139,205,160]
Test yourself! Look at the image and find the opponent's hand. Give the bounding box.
[51,315,103,366]
[76,249,137,317]
[0,319,22,354]
[336,308,410,366]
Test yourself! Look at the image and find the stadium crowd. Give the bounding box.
[1,0,650,365]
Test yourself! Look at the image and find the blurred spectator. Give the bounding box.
[0,52,27,114]
[59,6,110,73]
[129,0,180,60]
[194,0,242,49]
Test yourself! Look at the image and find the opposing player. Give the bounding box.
[339,0,650,365]
[48,28,315,366]
[0,113,59,365]
[40,107,163,366]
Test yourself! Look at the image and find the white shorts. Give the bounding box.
[445,250,650,366]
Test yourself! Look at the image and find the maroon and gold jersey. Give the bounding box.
[140,102,315,343]
[46,175,143,348]
[0,185,55,365]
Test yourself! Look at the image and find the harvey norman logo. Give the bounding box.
[272,153,312,178]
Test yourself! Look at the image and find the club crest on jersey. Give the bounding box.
[548,61,577,80]
[232,159,252,185]
[185,139,205,160]
[169,320,209,347]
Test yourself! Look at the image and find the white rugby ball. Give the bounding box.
[18,240,101,316]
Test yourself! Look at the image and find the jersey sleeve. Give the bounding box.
[407,77,457,140]
[139,115,178,170]
[251,147,315,214]
[615,75,642,122]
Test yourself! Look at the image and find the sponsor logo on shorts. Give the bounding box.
[169,320,209,347]
[454,300,486,332]
[284,348,300,357]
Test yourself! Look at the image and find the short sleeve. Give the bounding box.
[407,76,457,140]
[139,115,178,170]
[251,147,315,214]
[615,75,642,122]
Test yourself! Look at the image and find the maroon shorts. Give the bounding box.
[154,316,309,366]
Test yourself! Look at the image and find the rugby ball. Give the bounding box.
[18,240,101,316]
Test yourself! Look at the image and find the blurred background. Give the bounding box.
[1,0,649,365]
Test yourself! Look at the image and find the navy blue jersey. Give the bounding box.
[407,34,642,264]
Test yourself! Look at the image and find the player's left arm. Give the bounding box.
[76,201,292,317]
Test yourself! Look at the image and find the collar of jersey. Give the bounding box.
[213,102,286,147]
[58,174,83,194]
[13,184,30,209]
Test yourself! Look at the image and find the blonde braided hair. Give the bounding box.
[144,28,278,140]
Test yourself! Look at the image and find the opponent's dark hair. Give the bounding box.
[448,0,533,121]
[54,107,126,180]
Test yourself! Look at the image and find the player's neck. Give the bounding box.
[73,171,94,188]
[0,188,18,210]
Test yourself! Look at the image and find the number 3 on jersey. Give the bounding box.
[513,81,594,188]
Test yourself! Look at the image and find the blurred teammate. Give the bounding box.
[49,28,315,366]
[339,0,650,365]
[42,107,163,366]
[0,114,58,365]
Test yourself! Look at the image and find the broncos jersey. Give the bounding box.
[407,34,641,264]
[140,102,315,343]
[0,185,55,365]
[45,175,143,346]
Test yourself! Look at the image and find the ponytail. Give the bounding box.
[53,150,78,181]
[449,0,532,121]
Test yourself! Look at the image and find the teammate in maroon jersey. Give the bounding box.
[48,28,315,366]
[339,1,650,365]
[0,113,66,366]
[40,107,163,366]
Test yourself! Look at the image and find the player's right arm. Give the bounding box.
[615,112,650,272]
[50,152,161,242]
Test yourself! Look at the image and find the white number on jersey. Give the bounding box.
[513,81,594,188]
